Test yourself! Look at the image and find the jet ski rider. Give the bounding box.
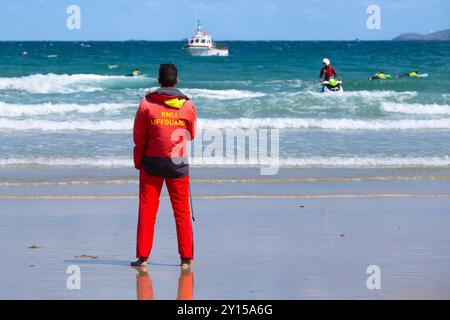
[319,58,337,82]
[320,58,340,92]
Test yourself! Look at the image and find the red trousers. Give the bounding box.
[136,170,194,260]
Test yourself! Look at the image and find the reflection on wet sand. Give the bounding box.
[176,269,194,300]
[135,267,154,300]
[135,267,194,300]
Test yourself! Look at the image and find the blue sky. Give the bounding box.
[0,0,449,40]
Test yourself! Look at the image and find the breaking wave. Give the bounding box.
[0,102,134,117]
[381,102,450,115]
[0,73,152,94]
[0,156,449,168]
[1,118,450,131]
[182,88,266,100]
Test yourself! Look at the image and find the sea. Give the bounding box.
[0,41,449,179]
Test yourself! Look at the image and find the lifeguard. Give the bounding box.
[132,64,197,269]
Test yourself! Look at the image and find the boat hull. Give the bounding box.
[184,46,229,57]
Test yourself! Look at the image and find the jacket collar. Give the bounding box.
[151,87,189,99]
[146,87,190,109]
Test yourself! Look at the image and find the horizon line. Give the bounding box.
[0,39,413,42]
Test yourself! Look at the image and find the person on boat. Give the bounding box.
[127,68,141,77]
[319,58,337,82]
[131,63,197,270]
[398,71,421,77]
[370,71,392,80]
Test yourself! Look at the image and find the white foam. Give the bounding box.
[0,102,134,117]
[272,156,450,167]
[0,73,148,94]
[198,118,450,130]
[1,156,449,168]
[307,90,417,101]
[1,117,450,131]
[181,88,266,100]
[265,79,306,88]
[381,102,450,115]
[0,157,132,167]
[0,119,132,131]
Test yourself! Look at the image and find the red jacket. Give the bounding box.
[133,87,197,178]
[320,65,337,81]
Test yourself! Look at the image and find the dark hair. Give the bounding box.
[159,64,178,87]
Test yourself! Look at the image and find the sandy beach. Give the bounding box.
[0,167,449,299]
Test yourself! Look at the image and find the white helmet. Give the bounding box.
[322,58,330,66]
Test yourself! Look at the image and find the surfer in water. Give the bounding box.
[370,71,392,80]
[127,68,141,77]
[398,71,422,77]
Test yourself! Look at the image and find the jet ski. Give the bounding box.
[322,78,343,93]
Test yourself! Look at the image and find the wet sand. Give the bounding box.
[0,167,449,299]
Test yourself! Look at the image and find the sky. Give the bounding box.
[0,0,449,41]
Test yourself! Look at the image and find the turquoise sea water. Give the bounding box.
[0,41,449,169]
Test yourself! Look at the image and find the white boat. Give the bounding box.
[184,19,229,57]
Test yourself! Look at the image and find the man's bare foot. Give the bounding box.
[180,258,193,270]
[131,257,148,267]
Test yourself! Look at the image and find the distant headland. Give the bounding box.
[393,29,450,41]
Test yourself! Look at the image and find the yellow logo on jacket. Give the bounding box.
[150,110,186,127]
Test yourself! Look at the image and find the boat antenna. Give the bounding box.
[197,18,202,31]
